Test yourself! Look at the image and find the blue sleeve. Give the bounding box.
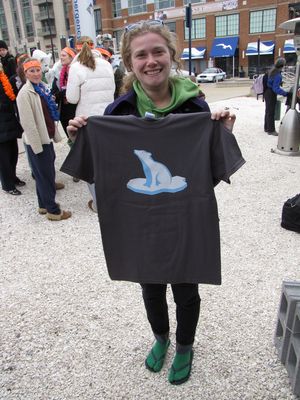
[271,74,287,96]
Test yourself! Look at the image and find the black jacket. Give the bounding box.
[105,89,210,116]
[0,53,17,79]
[0,83,23,143]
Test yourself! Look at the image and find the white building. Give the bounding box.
[0,0,70,60]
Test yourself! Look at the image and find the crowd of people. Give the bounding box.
[1,22,244,386]
[0,36,120,218]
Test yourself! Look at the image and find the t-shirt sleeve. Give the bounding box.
[60,125,94,183]
[210,120,245,185]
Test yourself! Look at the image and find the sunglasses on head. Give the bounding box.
[124,19,164,33]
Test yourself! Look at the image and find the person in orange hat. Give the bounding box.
[95,47,112,61]
[51,47,77,146]
[17,58,71,221]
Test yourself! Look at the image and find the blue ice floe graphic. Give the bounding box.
[127,149,187,195]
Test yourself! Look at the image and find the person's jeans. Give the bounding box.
[87,182,98,212]
[26,143,60,214]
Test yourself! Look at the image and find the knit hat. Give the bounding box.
[0,40,8,50]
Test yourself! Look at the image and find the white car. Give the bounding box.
[196,68,226,83]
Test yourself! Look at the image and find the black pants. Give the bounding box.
[0,139,18,191]
[141,283,201,346]
[264,88,277,133]
[26,143,60,214]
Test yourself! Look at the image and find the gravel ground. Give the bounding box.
[1,96,300,400]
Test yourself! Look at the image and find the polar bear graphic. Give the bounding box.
[127,150,187,195]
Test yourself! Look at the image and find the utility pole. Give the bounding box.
[186,3,192,75]
[45,0,55,62]
[257,37,260,75]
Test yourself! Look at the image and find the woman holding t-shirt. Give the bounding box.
[66,21,238,385]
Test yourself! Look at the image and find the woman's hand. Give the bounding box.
[211,108,236,132]
[67,116,88,135]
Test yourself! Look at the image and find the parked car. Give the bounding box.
[196,68,226,83]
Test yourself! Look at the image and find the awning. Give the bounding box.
[180,47,206,59]
[210,37,239,57]
[245,41,274,56]
[283,39,295,53]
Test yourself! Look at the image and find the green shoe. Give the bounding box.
[168,350,193,385]
[145,339,170,373]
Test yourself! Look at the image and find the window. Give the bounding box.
[184,18,205,40]
[216,14,239,36]
[165,21,176,33]
[184,0,205,4]
[250,9,276,33]
[128,0,147,15]
[20,0,34,37]
[114,30,123,51]
[10,0,21,40]
[289,3,300,19]
[112,0,122,18]
[0,0,9,41]
[94,9,102,35]
[154,0,174,9]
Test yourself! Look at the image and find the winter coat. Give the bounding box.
[0,82,23,143]
[267,72,287,97]
[66,53,115,117]
[0,53,17,79]
[104,89,210,116]
[16,80,62,154]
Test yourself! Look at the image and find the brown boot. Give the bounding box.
[55,182,65,190]
[46,210,72,221]
[38,203,60,215]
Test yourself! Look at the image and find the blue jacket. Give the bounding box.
[267,73,287,96]
[104,88,210,116]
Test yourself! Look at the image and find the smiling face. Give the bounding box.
[60,50,72,66]
[25,66,42,84]
[129,32,172,94]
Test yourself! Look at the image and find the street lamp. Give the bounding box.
[257,37,260,75]
[185,2,192,75]
[45,0,55,62]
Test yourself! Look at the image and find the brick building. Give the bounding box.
[67,0,300,78]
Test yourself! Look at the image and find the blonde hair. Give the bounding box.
[120,22,182,93]
[76,36,96,70]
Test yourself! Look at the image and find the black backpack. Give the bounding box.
[281,194,300,233]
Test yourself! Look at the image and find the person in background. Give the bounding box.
[66,36,115,212]
[11,54,65,190]
[51,47,79,182]
[66,21,239,385]
[10,53,28,94]
[264,57,288,136]
[16,58,71,221]
[0,62,24,195]
[108,47,126,99]
[96,47,126,99]
[51,47,77,146]
[0,40,16,78]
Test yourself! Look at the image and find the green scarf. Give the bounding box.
[133,76,200,118]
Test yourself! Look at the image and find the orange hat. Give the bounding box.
[23,60,42,72]
[62,47,76,58]
[76,42,94,51]
[96,48,112,58]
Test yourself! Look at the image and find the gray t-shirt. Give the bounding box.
[61,112,245,284]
